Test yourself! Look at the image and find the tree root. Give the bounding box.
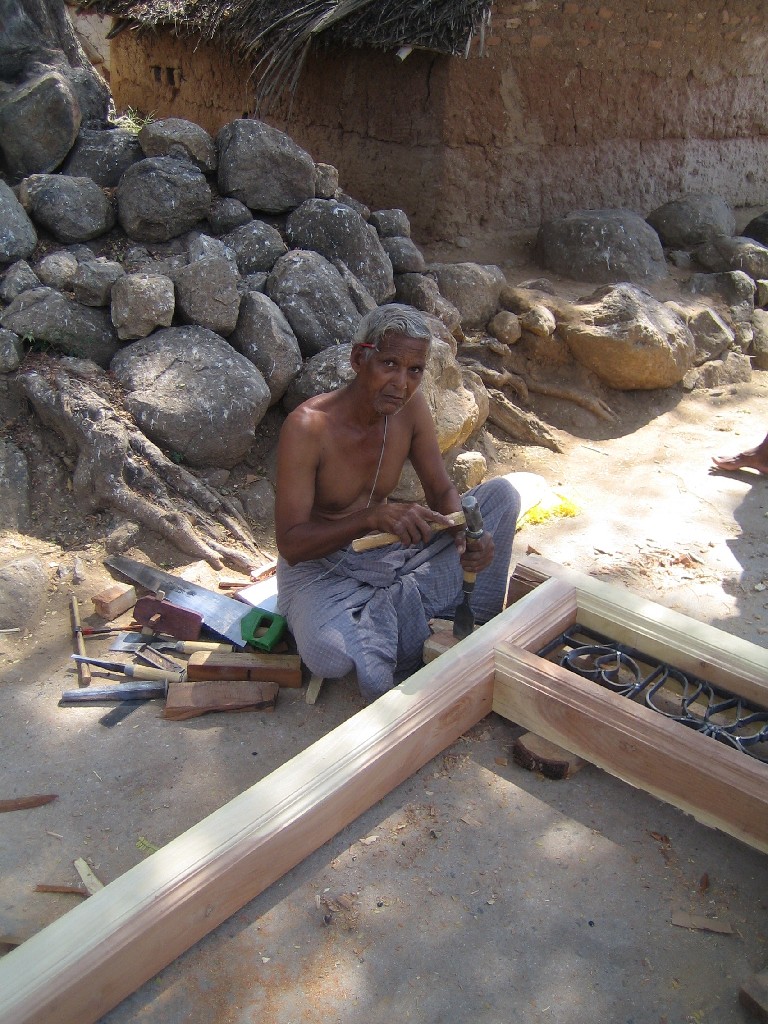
[459,353,617,423]
[18,358,267,571]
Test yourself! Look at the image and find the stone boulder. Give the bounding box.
[381,236,426,274]
[370,209,411,238]
[665,302,734,366]
[111,273,175,341]
[18,174,115,242]
[116,156,211,242]
[0,556,47,635]
[282,344,355,412]
[229,292,302,405]
[286,199,395,304]
[646,193,736,248]
[174,256,241,337]
[0,439,29,529]
[267,249,361,356]
[208,198,252,235]
[110,326,271,468]
[73,258,125,307]
[394,272,439,314]
[35,250,79,290]
[0,260,40,301]
[693,236,768,281]
[686,270,755,350]
[138,118,217,172]
[217,119,315,213]
[742,212,768,247]
[0,182,37,265]
[0,329,23,372]
[428,262,505,330]
[63,126,143,186]
[535,209,668,284]
[751,309,768,370]
[221,221,287,275]
[0,70,81,178]
[1,287,120,366]
[558,284,695,389]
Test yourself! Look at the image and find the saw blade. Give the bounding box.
[105,556,252,648]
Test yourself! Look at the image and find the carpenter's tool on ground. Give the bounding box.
[132,645,186,676]
[68,593,90,686]
[352,510,466,552]
[186,650,302,687]
[70,655,186,683]
[452,495,485,640]
[60,682,168,703]
[105,556,287,651]
[132,595,203,640]
[109,633,233,655]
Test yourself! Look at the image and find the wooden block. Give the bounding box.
[740,967,768,1023]
[423,629,461,664]
[186,651,302,687]
[164,680,279,720]
[92,585,137,621]
[132,597,202,641]
[512,732,586,780]
[305,674,324,705]
[506,564,543,607]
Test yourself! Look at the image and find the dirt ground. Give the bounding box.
[0,268,767,1022]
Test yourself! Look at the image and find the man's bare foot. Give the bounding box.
[711,448,768,475]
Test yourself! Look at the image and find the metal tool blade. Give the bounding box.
[105,556,253,648]
[61,683,167,702]
[109,633,232,654]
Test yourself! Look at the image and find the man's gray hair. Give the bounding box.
[353,303,432,351]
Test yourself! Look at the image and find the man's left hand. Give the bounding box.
[453,529,494,573]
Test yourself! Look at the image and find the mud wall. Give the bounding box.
[110,0,768,252]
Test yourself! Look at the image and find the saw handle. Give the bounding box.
[352,510,465,552]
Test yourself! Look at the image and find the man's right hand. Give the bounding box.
[369,502,457,547]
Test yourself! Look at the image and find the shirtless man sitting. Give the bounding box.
[711,431,768,475]
[275,303,520,702]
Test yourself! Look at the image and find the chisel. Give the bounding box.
[61,682,168,702]
[452,495,485,640]
[70,655,186,683]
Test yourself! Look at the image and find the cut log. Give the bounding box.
[164,680,279,720]
[186,651,302,687]
[512,732,586,779]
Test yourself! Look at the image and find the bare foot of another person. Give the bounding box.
[711,432,768,475]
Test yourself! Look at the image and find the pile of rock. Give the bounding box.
[1,107,767,545]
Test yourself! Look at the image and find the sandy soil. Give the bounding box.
[0,268,767,1022]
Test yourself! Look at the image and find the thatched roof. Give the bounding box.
[77,0,493,109]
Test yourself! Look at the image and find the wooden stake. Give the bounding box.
[68,594,90,687]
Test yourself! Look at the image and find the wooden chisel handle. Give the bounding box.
[123,664,185,683]
[174,641,233,654]
[352,510,465,552]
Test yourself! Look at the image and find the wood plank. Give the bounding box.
[514,556,768,706]
[493,643,768,854]
[0,577,576,1024]
[186,651,302,687]
[164,680,279,720]
[305,674,325,705]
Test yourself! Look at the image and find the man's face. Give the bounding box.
[352,333,429,415]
